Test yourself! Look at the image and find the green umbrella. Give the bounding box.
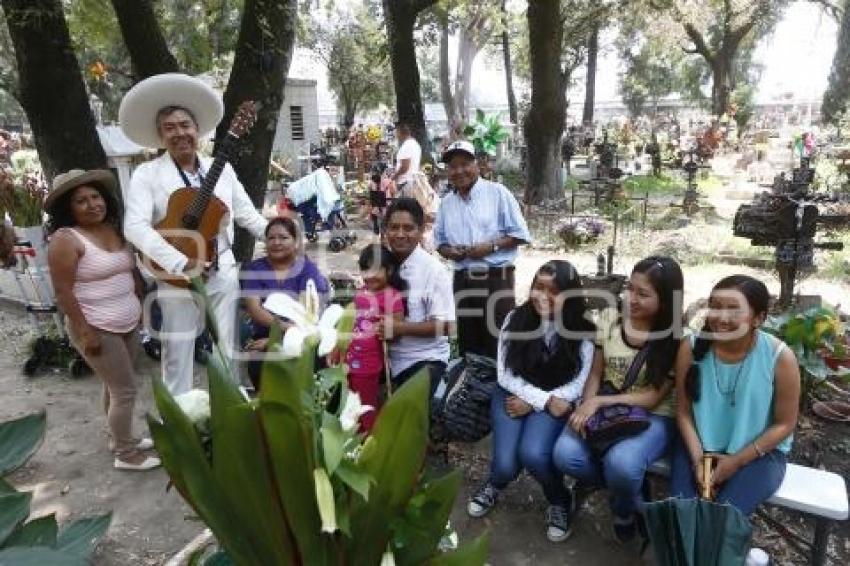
[642,497,752,566]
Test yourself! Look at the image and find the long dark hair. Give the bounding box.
[503,260,595,391]
[686,275,770,400]
[629,256,684,388]
[45,184,122,236]
[357,244,408,316]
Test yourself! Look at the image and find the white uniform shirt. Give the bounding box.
[124,152,267,274]
[497,313,594,411]
[395,138,421,186]
[389,245,455,377]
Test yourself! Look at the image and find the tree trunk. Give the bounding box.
[711,54,732,117]
[523,0,566,205]
[501,0,517,126]
[582,25,599,126]
[2,0,107,181]
[383,0,436,163]
[455,27,478,123]
[215,0,298,262]
[110,0,181,78]
[822,3,850,124]
[438,16,457,131]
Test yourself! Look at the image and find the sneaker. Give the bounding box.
[545,504,573,542]
[467,482,498,518]
[114,454,161,471]
[136,438,155,451]
[613,514,637,544]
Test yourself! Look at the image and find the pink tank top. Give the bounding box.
[66,228,141,333]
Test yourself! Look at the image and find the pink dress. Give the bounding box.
[345,286,404,431]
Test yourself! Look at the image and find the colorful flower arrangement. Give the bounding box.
[555,216,606,248]
[0,162,48,227]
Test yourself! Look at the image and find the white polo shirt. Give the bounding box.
[390,245,455,377]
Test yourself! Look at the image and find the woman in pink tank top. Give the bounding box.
[45,169,159,471]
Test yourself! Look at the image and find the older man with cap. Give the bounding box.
[434,140,530,360]
[120,73,267,395]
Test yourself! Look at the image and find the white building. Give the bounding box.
[273,78,320,176]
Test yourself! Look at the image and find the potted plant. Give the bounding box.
[463,110,509,179]
[764,306,850,404]
[0,159,48,262]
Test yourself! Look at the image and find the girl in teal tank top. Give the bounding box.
[670,275,801,515]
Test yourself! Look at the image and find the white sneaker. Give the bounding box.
[114,455,161,471]
[136,438,155,451]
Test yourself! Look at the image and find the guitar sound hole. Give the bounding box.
[182,214,200,230]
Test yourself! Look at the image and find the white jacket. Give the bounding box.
[124,153,267,274]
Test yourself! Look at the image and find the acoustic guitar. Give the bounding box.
[145,101,257,288]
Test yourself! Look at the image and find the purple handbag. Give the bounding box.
[585,344,651,455]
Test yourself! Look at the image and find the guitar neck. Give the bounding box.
[188,134,237,217]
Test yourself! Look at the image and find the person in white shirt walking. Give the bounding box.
[120,73,267,395]
[392,121,421,193]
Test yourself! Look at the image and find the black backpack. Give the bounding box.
[432,353,498,443]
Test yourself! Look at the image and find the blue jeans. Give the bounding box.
[669,438,786,515]
[553,414,675,519]
[489,387,570,505]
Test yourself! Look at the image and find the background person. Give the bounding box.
[392,121,421,193]
[46,169,159,471]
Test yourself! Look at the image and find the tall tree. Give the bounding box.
[1,0,107,180]
[501,0,518,125]
[523,0,567,205]
[581,25,599,125]
[657,0,787,116]
[823,1,850,124]
[308,8,393,129]
[383,0,437,160]
[110,0,180,77]
[216,0,298,262]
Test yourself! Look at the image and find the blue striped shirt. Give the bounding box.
[433,177,531,270]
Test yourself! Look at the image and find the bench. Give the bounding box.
[647,459,848,566]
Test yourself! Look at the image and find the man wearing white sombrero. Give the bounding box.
[121,73,267,395]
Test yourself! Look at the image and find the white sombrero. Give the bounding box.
[118,73,223,148]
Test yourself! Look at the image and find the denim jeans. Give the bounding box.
[489,387,570,505]
[669,438,787,515]
[553,413,675,518]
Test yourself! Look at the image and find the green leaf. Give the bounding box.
[260,340,316,417]
[3,514,58,548]
[209,401,296,563]
[334,304,357,358]
[259,402,331,564]
[0,546,87,565]
[0,411,46,475]
[347,371,430,565]
[0,491,32,547]
[426,533,489,565]
[335,462,371,501]
[0,478,14,495]
[321,413,346,474]
[148,379,262,566]
[393,471,463,566]
[54,513,111,559]
[203,550,236,565]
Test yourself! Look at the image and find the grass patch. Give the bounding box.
[623,174,680,196]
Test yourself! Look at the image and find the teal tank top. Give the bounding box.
[691,330,793,455]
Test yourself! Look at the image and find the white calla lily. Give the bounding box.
[339,391,374,432]
[379,548,396,566]
[262,280,345,358]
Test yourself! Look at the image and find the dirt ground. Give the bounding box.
[2,205,849,564]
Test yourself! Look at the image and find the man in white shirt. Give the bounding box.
[120,73,267,395]
[377,197,454,395]
[392,121,421,192]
